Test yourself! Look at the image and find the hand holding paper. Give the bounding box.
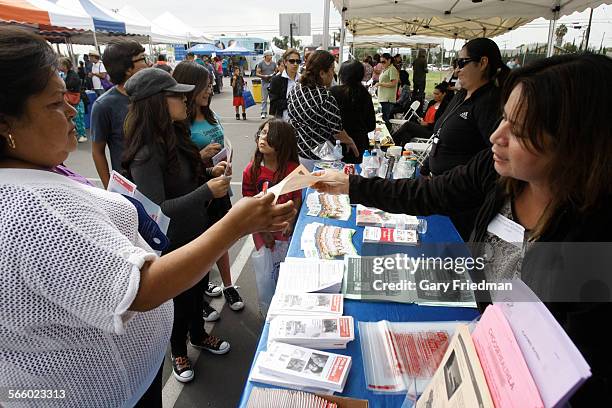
[266,164,320,203]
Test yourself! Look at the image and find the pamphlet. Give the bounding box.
[306,192,351,221]
[275,258,344,293]
[302,223,357,259]
[267,164,319,204]
[356,205,419,229]
[246,387,339,407]
[363,226,418,245]
[269,315,355,349]
[267,293,344,320]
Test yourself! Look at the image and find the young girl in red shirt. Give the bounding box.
[242,118,302,311]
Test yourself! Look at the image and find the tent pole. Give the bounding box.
[148,36,154,55]
[339,6,347,62]
[322,0,330,50]
[584,8,593,51]
[546,4,560,57]
[92,30,100,53]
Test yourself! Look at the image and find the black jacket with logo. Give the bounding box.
[349,149,612,405]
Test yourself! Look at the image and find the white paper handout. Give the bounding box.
[276,258,344,293]
[267,164,319,204]
[267,293,344,321]
[268,315,355,349]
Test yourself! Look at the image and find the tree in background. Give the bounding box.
[555,24,568,48]
[273,36,302,50]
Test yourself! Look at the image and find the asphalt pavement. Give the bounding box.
[66,77,269,408]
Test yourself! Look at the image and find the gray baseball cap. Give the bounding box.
[124,68,194,101]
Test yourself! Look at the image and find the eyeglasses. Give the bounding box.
[456,57,478,69]
[285,58,302,65]
[133,56,149,64]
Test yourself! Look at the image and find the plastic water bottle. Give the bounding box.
[393,152,410,179]
[333,140,343,161]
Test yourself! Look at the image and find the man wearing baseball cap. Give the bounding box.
[255,50,277,119]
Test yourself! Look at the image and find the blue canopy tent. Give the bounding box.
[187,43,224,55]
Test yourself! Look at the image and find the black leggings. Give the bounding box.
[134,363,163,408]
[392,121,433,147]
[170,276,208,356]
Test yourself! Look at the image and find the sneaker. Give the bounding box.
[77,136,87,143]
[223,286,244,311]
[202,300,220,322]
[242,112,247,120]
[204,282,222,297]
[235,113,240,120]
[261,113,266,119]
[190,334,230,355]
[171,355,194,383]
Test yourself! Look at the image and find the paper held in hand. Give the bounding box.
[266,164,319,203]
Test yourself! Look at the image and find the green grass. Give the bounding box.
[406,69,451,98]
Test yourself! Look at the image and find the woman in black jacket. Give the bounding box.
[330,60,376,163]
[314,53,612,405]
[268,48,301,119]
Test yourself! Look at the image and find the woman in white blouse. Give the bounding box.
[0,28,295,408]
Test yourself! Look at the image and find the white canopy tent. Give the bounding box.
[151,12,213,45]
[117,6,189,44]
[349,34,443,49]
[331,0,609,57]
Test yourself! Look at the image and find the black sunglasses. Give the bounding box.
[286,58,302,65]
[457,57,478,69]
[132,56,149,64]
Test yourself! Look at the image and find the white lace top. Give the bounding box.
[0,169,173,407]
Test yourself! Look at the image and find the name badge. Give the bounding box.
[486,214,525,248]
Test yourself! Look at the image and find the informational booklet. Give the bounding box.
[247,387,339,407]
[343,255,476,307]
[269,315,355,349]
[267,164,319,204]
[356,205,419,229]
[275,258,344,293]
[301,223,357,259]
[492,279,591,408]
[250,353,334,395]
[306,192,352,221]
[107,170,170,234]
[359,321,468,394]
[258,342,352,393]
[267,293,344,321]
[363,226,418,246]
[472,305,544,408]
[416,325,495,408]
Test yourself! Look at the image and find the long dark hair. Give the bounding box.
[337,59,367,106]
[300,50,335,88]
[122,92,203,182]
[249,118,299,191]
[463,38,510,88]
[500,53,612,237]
[0,28,57,157]
[172,61,218,131]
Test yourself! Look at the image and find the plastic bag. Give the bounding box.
[243,88,256,109]
[312,140,337,161]
[251,240,289,315]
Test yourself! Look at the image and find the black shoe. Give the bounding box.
[171,355,194,383]
[190,334,230,355]
[223,286,244,311]
[235,113,240,120]
[202,300,220,322]
[242,112,247,120]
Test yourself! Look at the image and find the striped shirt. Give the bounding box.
[288,83,343,160]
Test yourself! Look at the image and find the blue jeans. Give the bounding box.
[261,81,270,115]
[381,101,392,131]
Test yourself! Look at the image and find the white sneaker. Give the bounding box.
[77,136,87,143]
[202,301,220,322]
[261,113,266,119]
[204,282,222,297]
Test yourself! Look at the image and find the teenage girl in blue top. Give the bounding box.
[173,62,245,317]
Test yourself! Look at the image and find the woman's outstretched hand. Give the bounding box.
[311,170,350,195]
[228,193,296,235]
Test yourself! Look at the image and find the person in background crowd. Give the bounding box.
[389,69,412,118]
[88,50,106,96]
[59,57,87,143]
[78,60,86,84]
[242,119,302,313]
[83,53,93,89]
[421,37,510,239]
[412,49,428,110]
[362,55,374,82]
[194,54,205,66]
[276,59,285,76]
[268,48,301,120]
[122,68,233,383]
[214,56,223,92]
[507,56,522,69]
[153,54,172,73]
[393,53,403,71]
[372,53,383,84]
[376,53,399,131]
[222,56,229,77]
[90,39,149,188]
[330,60,376,163]
[173,60,245,317]
[287,50,359,170]
[393,82,452,146]
[0,27,296,407]
[202,56,216,92]
[299,50,312,75]
[333,53,340,83]
[256,50,277,119]
[446,58,461,91]
[313,53,612,406]
[186,52,195,62]
[231,66,247,120]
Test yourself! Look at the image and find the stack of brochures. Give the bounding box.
[356,204,419,229]
[301,222,357,259]
[306,192,352,221]
[267,293,344,321]
[251,342,352,394]
[276,258,344,294]
[246,387,339,408]
[416,279,591,408]
[268,316,355,349]
[363,226,419,245]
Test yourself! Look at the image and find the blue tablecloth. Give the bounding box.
[238,188,480,407]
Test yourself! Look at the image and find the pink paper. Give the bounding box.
[472,305,544,408]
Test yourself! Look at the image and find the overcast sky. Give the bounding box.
[96,0,612,50]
